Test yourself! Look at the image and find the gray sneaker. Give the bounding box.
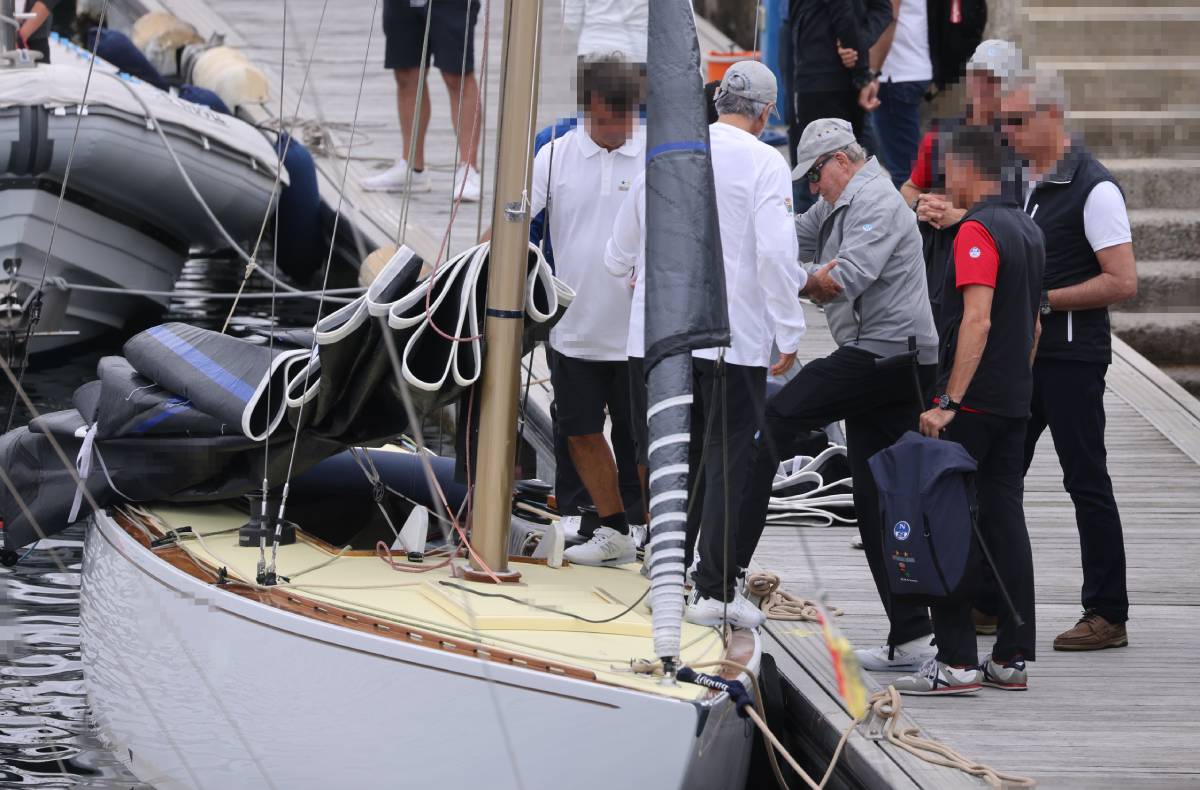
[893,658,982,696]
[979,656,1028,691]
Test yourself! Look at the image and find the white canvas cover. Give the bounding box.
[0,63,283,177]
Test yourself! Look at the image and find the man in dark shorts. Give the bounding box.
[19,0,60,64]
[362,0,482,202]
[896,124,1044,696]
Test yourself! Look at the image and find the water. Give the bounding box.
[0,257,324,787]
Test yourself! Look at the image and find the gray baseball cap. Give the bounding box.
[791,118,857,180]
[715,60,778,105]
[967,39,1023,81]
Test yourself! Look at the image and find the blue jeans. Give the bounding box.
[871,80,929,188]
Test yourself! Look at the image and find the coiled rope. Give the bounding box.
[865,686,1036,788]
[746,570,843,621]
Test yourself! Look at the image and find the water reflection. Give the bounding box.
[0,256,322,786]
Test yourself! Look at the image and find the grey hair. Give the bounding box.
[714,90,770,121]
[841,142,868,163]
[1007,68,1068,112]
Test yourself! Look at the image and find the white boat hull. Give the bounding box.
[80,512,756,790]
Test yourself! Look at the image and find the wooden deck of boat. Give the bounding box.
[114,1,1200,787]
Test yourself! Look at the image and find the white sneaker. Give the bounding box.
[685,589,765,630]
[453,163,482,202]
[360,160,432,193]
[855,634,937,672]
[893,658,982,696]
[562,526,635,567]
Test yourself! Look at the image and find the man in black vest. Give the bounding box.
[896,125,1044,696]
[1000,70,1138,651]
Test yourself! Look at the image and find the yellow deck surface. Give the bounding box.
[143,504,729,701]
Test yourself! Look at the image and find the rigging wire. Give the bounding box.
[3,0,112,434]
[217,0,337,331]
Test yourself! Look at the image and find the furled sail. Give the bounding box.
[0,243,568,551]
[643,0,730,665]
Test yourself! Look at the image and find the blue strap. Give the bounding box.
[676,667,752,718]
[647,140,709,162]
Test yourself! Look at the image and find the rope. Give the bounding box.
[31,277,363,300]
[865,686,1037,788]
[745,571,844,622]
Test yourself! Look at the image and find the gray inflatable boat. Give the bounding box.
[0,39,283,353]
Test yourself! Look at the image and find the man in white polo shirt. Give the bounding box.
[528,54,644,566]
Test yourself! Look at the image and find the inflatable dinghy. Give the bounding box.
[0,35,283,353]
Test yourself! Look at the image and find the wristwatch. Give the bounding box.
[854,69,878,90]
[1039,289,1052,316]
[936,394,961,412]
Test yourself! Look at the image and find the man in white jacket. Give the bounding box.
[607,61,807,628]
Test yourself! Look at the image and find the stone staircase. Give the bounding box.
[1017,0,1200,395]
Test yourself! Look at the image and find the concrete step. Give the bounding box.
[1032,58,1200,112]
[1128,209,1200,260]
[1070,109,1200,158]
[1023,7,1200,58]
[1157,364,1200,398]
[1101,159,1200,210]
[1110,311,1200,364]
[1118,260,1200,311]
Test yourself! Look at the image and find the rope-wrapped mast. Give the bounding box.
[644,0,730,668]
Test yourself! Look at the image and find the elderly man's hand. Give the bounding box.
[770,351,797,377]
[919,407,956,438]
[803,260,843,305]
[836,40,858,68]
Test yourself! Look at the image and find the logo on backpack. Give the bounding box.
[893,520,912,541]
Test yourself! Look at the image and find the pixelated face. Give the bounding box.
[999,86,1061,157]
[586,94,637,149]
[943,152,977,206]
[965,72,1001,121]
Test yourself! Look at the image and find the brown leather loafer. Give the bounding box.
[1053,611,1128,651]
[972,608,999,635]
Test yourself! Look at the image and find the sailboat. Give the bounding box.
[0,1,764,788]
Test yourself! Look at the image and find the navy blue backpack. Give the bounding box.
[868,431,980,603]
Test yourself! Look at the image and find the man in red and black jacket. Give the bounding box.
[1000,70,1137,652]
[895,125,1045,696]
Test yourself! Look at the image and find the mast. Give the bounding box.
[644,0,730,670]
[467,0,542,582]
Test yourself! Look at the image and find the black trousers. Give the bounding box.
[548,351,644,522]
[1025,359,1128,623]
[691,359,767,602]
[932,411,1037,665]
[738,346,935,645]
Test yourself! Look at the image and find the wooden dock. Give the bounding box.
[757,306,1200,788]
[109,1,1200,787]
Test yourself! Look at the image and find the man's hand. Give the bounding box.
[919,407,956,438]
[915,194,965,229]
[836,40,858,68]
[770,351,797,377]
[858,80,881,112]
[802,260,843,305]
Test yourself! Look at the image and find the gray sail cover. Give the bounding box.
[644,0,730,661]
[0,243,568,550]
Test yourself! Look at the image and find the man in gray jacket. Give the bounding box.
[736,118,940,672]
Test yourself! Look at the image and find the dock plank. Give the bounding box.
[757,315,1200,786]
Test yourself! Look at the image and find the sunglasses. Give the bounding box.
[805,153,838,183]
[998,112,1031,128]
